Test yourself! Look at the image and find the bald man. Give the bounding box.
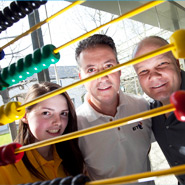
[133,36,185,185]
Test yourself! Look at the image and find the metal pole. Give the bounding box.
[28,10,50,82]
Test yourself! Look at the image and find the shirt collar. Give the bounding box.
[180,70,185,90]
[26,145,62,169]
[84,89,128,122]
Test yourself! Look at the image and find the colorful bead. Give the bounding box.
[0,143,24,166]
[170,90,185,122]
[4,101,25,121]
[170,29,185,59]
[0,102,25,125]
[0,105,12,125]
[0,0,48,33]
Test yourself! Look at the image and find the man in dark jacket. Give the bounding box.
[133,35,185,185]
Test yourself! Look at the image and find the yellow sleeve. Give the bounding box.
[0,165,13,184]
[0,160,33,184]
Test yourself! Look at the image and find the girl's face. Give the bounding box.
[23,95,69,142]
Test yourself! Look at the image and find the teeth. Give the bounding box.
[100,87,108,90]
[153,84,163,88]
[98,85,110,90]
[98,82,111,90]
[47,129,59,134]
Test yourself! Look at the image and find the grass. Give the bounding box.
[0,133,12,146]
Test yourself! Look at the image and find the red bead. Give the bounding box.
[1,143,24,165]
[0,146,7,166]
[170,90,185,122]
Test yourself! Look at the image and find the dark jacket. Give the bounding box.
[151,70,185,185]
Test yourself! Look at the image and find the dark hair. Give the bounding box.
[75,34,118,66]
[15,82,84,179]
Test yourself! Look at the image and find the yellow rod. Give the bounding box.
[15,104,175,153]
[0,1,85,51]
[87,164,185,185]
[53,1,165,54]
[17,43,175,111]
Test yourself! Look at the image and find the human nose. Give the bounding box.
[97,67,109,81]
[148,70,161,80]
[51,115,61,126]
[97,75,108,82]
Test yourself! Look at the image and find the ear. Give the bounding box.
[21,113,28,124]
[176,59,181,69]
[175,59,182,73]
[119,70,121,77]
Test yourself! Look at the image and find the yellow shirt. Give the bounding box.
[0,146,67,184]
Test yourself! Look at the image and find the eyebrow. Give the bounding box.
[84,59,116,69]
[41,107,69,111]
[135,54,168,70]
[104,59,117,63]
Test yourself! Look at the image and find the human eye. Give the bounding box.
[138,69,148,76]
[158,61,169,67]
[87,68,96,73]
[42,111,50,116]
[61,111,69,117]
[105,63,114,69]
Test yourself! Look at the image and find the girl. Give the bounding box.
[0,82,85,184]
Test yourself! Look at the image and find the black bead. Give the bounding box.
[59,176,73,185]
[10,1,26,19]
[16,1,33,15]
[0,24,7,32]
[3,7,19,23]
[72,174,91,185]
[39,180,51,185]
[39,0,48,5]
[49,177,63,185]
[0,11,13,27]
[26,1,41,9]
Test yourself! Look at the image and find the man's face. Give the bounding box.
[78,44,121,106]
[134,44,181,105]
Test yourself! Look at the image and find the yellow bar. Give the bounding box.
[87,164,185,185]
[0,1,85,51]
[54,1,165,53]
[17,43,175,111]
[15,104,175,153]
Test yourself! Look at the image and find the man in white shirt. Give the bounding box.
[75,34,154,185]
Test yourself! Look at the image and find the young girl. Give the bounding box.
[0,82,85,184]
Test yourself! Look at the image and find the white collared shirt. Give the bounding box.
[77,90,154,185]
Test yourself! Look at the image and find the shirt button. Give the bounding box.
[169,145,172,148]
[166,126,170,129]
[118,127,120,131]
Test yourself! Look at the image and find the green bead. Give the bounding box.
[0,85,4,91]
[23,54,35,76]
[8,63,20,85]
[1,65,16,86]
[16,58,29,80]
[32,48,43,73]
[1,67,10,87]
[1,85,7,91]
[41,44,60,68]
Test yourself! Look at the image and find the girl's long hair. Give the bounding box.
[15,82,84,179]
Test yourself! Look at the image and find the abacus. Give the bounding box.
[1,0,185,184]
